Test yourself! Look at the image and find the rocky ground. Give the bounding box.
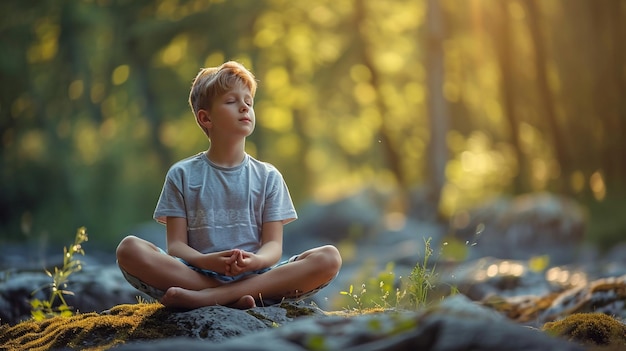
[1,192,626,350]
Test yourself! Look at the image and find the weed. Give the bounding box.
[135,295,158,304]
[339,237,456,313]
[407,237,436,309]
[339,283,367,313]
[30,227,88,321]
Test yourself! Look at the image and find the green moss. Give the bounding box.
[245,309,278,327]
[0,303,181,350]
[542,312,626,347]
[280,302,321,318]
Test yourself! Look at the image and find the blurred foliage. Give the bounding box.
[1,0,625,248]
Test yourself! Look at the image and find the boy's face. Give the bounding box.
[200,82,255,139]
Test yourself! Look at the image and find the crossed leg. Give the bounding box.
[116,236,256,308]
[160,245,342,309]
[116,235,342,309]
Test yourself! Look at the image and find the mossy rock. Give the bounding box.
[0,301,325,350]
[0,303,182,350]
[542,312,626,348]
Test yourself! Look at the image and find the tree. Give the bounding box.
[423,0,448,219]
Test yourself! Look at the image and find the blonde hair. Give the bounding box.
[189,61,257,135]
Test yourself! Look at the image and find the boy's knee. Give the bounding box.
[116,235,142,263]
[317,245,342,273]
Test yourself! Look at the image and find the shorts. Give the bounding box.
[119,249,331,304]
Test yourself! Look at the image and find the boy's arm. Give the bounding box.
[227,220,284,276]
[255,220,284,267]
[165,216,232,274]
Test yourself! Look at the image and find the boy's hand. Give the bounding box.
[195,251,239,275]
[224,249,258,276]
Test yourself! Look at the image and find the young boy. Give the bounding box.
[116,61,342,309]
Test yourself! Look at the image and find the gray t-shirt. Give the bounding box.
[154,152,297,254]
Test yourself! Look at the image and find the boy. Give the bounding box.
[116,61,342,309]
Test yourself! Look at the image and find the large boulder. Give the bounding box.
[450,193,586,264]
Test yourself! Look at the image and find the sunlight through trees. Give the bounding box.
[1,0,624,246]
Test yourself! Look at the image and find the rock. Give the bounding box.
[0,264,145,325]
[450,193,586,265]
[0,302,326,350]
[537,274,626,324]
[601,242,626,277]
[283,188,384,247]
[0,271,50,325]
[480,274,626,328]
[154,305,269,341]
[0,292,594,351]
[436,294,506,321]
[156,302,325,343]
[439,257,564,301]
[437,259,626,328]
[115,295,583,351]
[165,302,325,341]
[542,312,626,348]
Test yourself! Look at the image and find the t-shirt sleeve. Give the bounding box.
[263,170,297,225]
[153,167,187,225]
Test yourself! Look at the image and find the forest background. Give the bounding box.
[1,0,625,253]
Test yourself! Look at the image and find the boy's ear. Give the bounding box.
[197,110,211,128]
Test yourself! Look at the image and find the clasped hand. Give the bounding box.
[224,249,254,276]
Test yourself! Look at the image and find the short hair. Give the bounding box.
[188,61,257,118]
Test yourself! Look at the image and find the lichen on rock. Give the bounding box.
[542,312,626,348]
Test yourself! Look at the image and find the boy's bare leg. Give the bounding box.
[116,236,261,309]
[116,235,223,291]
[160,245,342,309]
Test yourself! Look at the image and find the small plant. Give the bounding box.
[338,236,456,313]
[135,295,158,304]
[407,237,437,308]
[339,283,367,313]
[30,227,88,321]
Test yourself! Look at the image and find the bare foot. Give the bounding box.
[160,287,255,310]
[161,287,215,309]
[228,295,256,309]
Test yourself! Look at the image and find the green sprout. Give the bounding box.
[407,237,437,309]
[339,236,456,313]
[30,227,88,321]
[339,283,367,314]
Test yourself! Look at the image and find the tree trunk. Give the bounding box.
[525,0,570,193]
[354,0,407,190]
[424,0,449,218]
[604,1,626,192]
[495,0,526,194]
[126,40,172,171]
